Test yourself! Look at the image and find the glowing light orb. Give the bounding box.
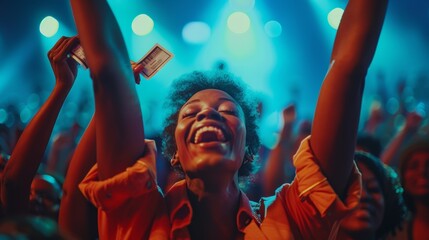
[40,16,59,37]
[132,14,154,36]
[227,12,250,34]
[182,22,211,44]
[264,21,282,38]
[327,8,344,30]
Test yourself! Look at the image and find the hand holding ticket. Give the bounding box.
[71,43,173,84]
[134,44,174,80]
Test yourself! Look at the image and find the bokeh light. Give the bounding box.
[264,20,282,38]
[0,109,7,124]
[327,8,344,30]
[227,12,251,34]
[39,16,59,37]
[132,14,154,36]
[182,22,211,44]
[20,107,31,123]
[386,97,400,115]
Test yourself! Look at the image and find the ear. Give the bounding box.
[170,152,180,167]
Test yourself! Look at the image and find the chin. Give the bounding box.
[187,155,240,175]
[341,216,376,235]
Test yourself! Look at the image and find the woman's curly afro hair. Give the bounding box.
[162,70,260,178]
[354,151,407,239]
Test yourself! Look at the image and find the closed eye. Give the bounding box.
[182,112,197,118]
[220,110,238,116]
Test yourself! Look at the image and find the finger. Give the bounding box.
[50,36,67,52]
[133,63,144,73]
[51,37,73,62]
[54,36,78,61]
[48,36,67,60]
[58,36,80,59]
[66,58,78,76]
[134,71,141,85]
[53,37,78,63]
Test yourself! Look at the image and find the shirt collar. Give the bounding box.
[165,180,260,235]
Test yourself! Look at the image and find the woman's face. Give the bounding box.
[29,176,61,219]
[174,89,246,179]
[340,162,385,236]
[403,151,429,198]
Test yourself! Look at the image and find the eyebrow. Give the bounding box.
[182,97,237,108]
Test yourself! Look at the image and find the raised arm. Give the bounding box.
[263,105,296,196]
[310,0,388,195]
[59,118,98,239]
[69,0,145,179]
[381,111,423,168]
[1,37,79,214]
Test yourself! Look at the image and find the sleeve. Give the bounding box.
[281,135,362,240]
[79,140,160,211]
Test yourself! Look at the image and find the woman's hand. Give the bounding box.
[48,36,79,89]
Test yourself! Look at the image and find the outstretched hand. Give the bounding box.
[405,111,423,132]
[48,36,79,89]
[282,104,296,126]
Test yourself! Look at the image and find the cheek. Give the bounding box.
[373,193,385,223]
[175,121,189,147]
[234,122,247,157]
[403,171,415,187]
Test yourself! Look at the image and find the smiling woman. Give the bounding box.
[68,0,389,238]
[338,152,407,240]
[163,71,260,179]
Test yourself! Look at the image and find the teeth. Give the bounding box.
[194,126,226,143]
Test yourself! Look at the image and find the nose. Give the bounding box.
[29,192,43,204]
[196,108,222,121]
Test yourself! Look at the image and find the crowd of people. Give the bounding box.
[0,0,428,239]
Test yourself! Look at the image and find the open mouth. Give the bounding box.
[192,125,227,144]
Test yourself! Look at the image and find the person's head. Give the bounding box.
[340,152,406,239]
[399,137,429,213]
[29,174,62,220]
[356,133,382,158]
[162,71,260,184]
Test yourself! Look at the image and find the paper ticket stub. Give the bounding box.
[136,43,173,79]
[69,43,173,79]
[70,45,88,69]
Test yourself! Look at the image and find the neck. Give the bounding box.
[186,177,241,240]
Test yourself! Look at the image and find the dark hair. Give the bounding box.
[398,137,429,213]
[162,71,260,178]
[354,151,407,239]
[356,133,382,157]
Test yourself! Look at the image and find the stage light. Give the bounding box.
[264,20,282,38]
[132,14,154,36]
[327,8,344,30]
[182,21,211,44]
[40,16,59,37]
[227,12,250,34]
[20,107,31,124]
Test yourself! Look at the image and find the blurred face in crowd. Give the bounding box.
[29,175,61,220]
[175,89,246,180]
[340,162,385,236]
[403,151,429,199]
